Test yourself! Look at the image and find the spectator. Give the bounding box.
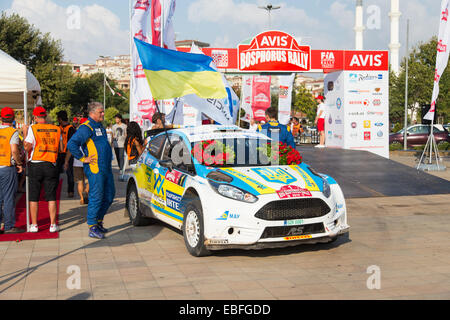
[72,117,79,129]
[125,122,144,166]
[67,102,115,239]
[111,114,127,174]
[57,110,76,198]
[24,106,61,233]
[0,107,24,234]
[314,96,326,148]
[257,107,295,149]
[249,118,259,131]
[64,118,89,205]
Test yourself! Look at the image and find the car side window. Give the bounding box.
[162,135,195,175]
[148,135,166,159]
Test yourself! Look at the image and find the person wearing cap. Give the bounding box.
[314,95,326,148]
[257,107,295,149]
[72,117,79,129]
[0,107,24,234]
[67,102,115,240]
[24,106,61,233]
[57,110,76,198]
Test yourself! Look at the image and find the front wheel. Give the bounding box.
[126,183,153,226]
[182,199,211,257]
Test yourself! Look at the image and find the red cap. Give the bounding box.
[33,106,47,117]
[80,117,88,124]
[315,95,324,100]
[1,107,14,119]
[73,117,78,122]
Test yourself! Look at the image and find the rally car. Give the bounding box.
[125,125,349,256]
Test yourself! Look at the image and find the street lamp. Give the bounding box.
[258,3,281,29]
[99,55,108,108]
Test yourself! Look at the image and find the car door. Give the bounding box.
[151,134,192,228]
[406,125,427,146]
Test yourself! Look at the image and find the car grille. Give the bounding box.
[260,223,325,239]
[255,198,330,221]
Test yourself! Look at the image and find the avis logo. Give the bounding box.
[321,51,335,68]
[349,54,383,67]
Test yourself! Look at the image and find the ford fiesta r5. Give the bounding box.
[125,125,350,257]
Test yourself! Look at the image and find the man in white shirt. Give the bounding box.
[111,114,127,174]
[314,96,326,148]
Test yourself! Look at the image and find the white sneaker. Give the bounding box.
[29,224,38,232]
[49,224,59,233]
[315,144,325,148]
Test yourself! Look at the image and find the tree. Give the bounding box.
[390,37,450,124]
[104,107,120,126]
[292,85,317,122]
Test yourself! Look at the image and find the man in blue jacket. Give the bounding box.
[67,102,115,239]
[257,107,296,149]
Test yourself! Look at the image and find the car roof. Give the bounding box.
[170,124,271,142]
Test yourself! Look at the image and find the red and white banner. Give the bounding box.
[151,0,162,46]
[130,0,154,129]
[238,31,310,72]
[252,76,271,121]
[278,74,295,125]
[240,75,253,122]
[424,0,450,121]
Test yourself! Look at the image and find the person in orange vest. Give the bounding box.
[57,110,75,198]
[24,106,61,233]
[0,107,24,234]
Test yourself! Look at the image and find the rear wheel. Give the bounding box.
[182,199,211,257]
[126,183,153,226]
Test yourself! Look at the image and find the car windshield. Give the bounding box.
[191,137,285,167]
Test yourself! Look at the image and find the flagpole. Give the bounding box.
[160,0,164,48]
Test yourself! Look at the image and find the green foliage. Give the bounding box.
[389,37,450,124]
[437,141,450,150]
[49,105,73,124]
[292,85,317,122]
[389,143,403,151]
[392,123,403,133]
[104,107,120,126]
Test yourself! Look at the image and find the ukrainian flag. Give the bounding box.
[134,38,227,100]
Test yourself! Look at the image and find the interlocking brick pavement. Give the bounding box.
[0,157,449,300]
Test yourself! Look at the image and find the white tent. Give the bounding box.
[0,48,41,109]
[0,48,42,233]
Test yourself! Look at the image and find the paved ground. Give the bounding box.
[0,153,449,300]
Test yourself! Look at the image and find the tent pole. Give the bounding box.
[24,90,30,232]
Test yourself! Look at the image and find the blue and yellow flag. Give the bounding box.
[134,38,227,100]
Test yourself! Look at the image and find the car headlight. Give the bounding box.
[308,166,331,198]
[208,181,258,203]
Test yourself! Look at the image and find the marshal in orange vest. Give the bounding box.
[0,127,17,166]
[60,124,74,153]
[31,124,61,163]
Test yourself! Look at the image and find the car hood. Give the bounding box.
[202,163,326,196]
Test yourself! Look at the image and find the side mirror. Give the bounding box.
[159,159,174,171]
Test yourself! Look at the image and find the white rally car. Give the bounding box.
[125,125,349,256]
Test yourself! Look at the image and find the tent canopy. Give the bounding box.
[0,49,41,109]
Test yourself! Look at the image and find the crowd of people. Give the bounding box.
[0,102,145,239]
[0,96,325,238]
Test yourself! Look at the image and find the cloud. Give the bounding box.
[7,0,129,64]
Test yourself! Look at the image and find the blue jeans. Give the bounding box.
[0,166,18,230]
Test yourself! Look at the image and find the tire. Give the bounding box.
[126,183,153,226]
[182,199,211,257]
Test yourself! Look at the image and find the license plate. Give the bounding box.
[283,219,304,226]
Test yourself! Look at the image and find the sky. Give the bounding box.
[0,0,441,64]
